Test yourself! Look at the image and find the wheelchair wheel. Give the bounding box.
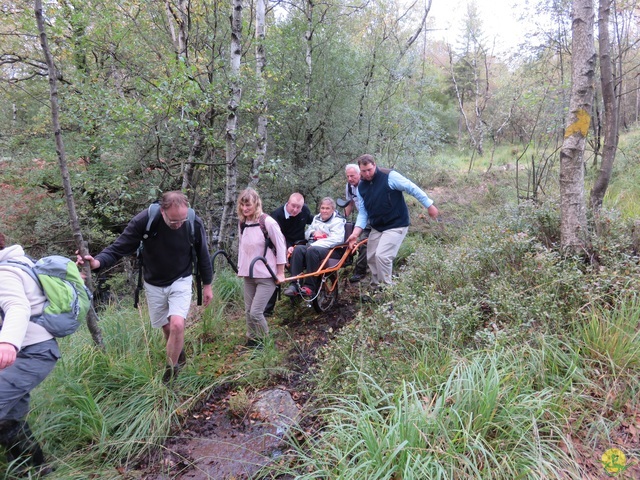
[313,272,339,313]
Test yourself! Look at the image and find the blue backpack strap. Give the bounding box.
[187,208,196,247]
[135,203,162,308]
[187,208,202,305]
[144,203,162,239]
[1,259,39,284]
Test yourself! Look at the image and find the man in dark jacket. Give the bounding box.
[270,192,314,252]
[78,191,213,383]
[264,192,313,316]
[347,154,438,289]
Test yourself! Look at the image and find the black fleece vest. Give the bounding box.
[358,167,410,231]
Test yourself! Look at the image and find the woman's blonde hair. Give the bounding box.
[237,188,264,223]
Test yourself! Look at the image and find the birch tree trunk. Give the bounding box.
[34,0,103,347]
[589,0,619,213]
[303,0,314,167]
[165,0,202,193]
[165,0,190,57]
[218,0,242,250]
[250,0,267,187]
[559,0,596,251]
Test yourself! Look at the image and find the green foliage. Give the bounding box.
[199,268,244,335]
[600,126,640,218]
[294,185,640,479]
[227,388,252,419]
[5,163,640,478]
[3,1,640,475]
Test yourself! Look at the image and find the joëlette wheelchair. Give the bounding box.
[211,220,367,313]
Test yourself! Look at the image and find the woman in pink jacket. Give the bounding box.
[236,189,287,348]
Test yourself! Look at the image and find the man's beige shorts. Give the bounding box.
[144,276,192,327]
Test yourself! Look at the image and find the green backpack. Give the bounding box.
[1,255,92,337]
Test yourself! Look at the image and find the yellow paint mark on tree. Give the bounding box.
[564,109,591,138]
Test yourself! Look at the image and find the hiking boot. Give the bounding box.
[162,363,182,385]
[0,421,51,476]
[283,285,299,297]
[349,273,365,283]
[177,348,187,368]
[245,338,264,350]
[360,294,374,303]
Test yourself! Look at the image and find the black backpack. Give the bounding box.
[134,203,200,308]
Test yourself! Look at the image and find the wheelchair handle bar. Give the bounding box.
[211,249,238,274]
[249,256,277,280]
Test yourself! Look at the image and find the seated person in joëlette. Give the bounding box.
[283,197,345,297]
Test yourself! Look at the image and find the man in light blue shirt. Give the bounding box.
[344,164,369,283]
[347,154,438,288]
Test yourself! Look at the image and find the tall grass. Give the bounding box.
[579,294,640,376]
[266,190,640,479]
[271,344,584,479]
[17,301,226,478]
[601,126,640,218]
[1,266,295,478]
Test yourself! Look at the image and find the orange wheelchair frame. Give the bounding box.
[212,233,367,313]
[259,235,367,312]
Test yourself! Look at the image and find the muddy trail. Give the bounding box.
[134,283,361,480]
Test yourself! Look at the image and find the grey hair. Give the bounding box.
[320,197,336,210]
[345,163,359,173]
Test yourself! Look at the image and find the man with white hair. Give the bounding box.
[344,163,369,283]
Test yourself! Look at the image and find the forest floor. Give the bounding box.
[133,283,640,480]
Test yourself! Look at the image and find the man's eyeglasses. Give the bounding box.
[162,211,187,226]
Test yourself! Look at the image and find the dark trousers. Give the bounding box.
[354,227,371,275]
[290,244,330,292]
[264,288,278,315]
[0,339,59,421]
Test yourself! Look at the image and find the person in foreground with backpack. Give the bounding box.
[236,188,287,349]
[77,191,213,384]
[0,233,57,476]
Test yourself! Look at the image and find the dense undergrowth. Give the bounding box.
[2,137,640,478]
[269,203,640,478]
